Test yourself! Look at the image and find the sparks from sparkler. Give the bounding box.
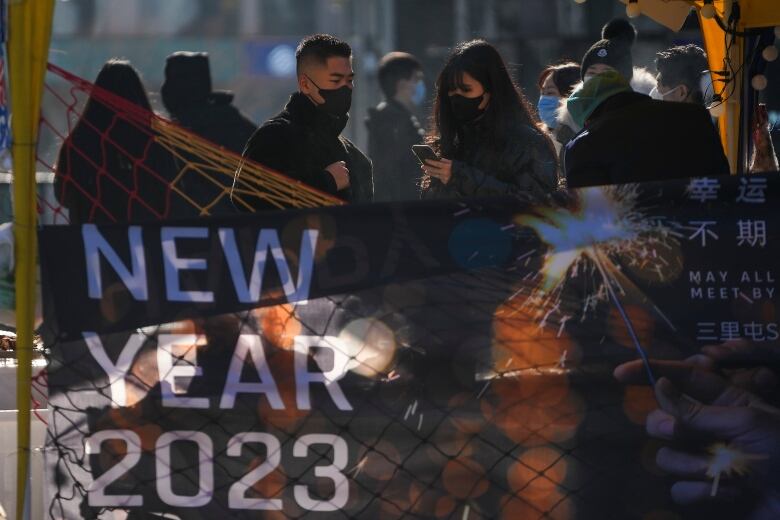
[706,442,768,497]
[349,455,369,478]
[513,185,681,386]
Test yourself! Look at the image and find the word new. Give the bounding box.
[83,224,318,304]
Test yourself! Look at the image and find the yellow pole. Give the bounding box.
[725,30,744,173]
[8,1,54,518]
[696,4,747,174]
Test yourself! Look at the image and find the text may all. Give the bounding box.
[688,270,776,300]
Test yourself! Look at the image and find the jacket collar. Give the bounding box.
[285,91,349,136]
[587,91,649,125]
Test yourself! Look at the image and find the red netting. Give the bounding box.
[37,63,343,225]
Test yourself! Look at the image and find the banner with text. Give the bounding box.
[40,175,780,519]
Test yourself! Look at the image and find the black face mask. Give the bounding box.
[450,93,485,123]
[306,75,352,117]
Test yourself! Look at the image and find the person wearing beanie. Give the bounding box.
[581,18,637,83]
[563,67,729,187]
[161,51,257,155]
[552,20,657,174]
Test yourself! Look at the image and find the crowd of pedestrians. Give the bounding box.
[57,18,779,217]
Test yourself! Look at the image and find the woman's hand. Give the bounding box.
[422,158,453,185]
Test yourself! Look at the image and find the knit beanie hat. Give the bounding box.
[581,19,637,82]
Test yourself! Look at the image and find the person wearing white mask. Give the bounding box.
[653,44,778,172]
[651,45,710,104]
[366,52,427,201]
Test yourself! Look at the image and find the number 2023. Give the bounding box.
[85,429,349,511]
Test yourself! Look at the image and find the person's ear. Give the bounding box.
[680,85,691,102]
[298,74,311,95]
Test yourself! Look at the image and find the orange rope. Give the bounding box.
[45,63,344,220]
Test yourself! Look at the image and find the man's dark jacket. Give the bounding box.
[564,92,730,188]
[168,94,258,217]
[172,94,257,155]
[235,92,373,210]
[366,99,425,201]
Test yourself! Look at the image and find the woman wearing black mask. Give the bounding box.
[421,40,558,200]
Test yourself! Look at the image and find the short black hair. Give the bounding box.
[377,52,422,99]
[655,44,708,103]
[295,34,352,75]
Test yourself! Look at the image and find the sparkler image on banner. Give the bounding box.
[512,185,687,386]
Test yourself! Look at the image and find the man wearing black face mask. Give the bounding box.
[233,34,373,209]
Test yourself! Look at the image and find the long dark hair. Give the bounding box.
[57,59,167,223]
[80,59,153,130]
[427,40,545,157]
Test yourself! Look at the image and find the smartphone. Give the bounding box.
[412,144,439,165]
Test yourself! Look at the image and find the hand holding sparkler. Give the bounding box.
[615,360,780,516]
[698,339,780,399]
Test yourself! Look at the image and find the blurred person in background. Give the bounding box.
[421,40,557,200]
[161,51,257,154]
[235,34,373,209]
[56,59,176,223]
[537,62,580,176]
[651,44,710,104]
[365,52,427,201]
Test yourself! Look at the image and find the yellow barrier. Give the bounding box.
[8,1,55,518]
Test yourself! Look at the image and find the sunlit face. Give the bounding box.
[585,63,617,78]
[299,56,354,104]
[541,73,561,97]
[448,72,490,110]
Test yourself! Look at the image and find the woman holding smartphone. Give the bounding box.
[421,40,558,200]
